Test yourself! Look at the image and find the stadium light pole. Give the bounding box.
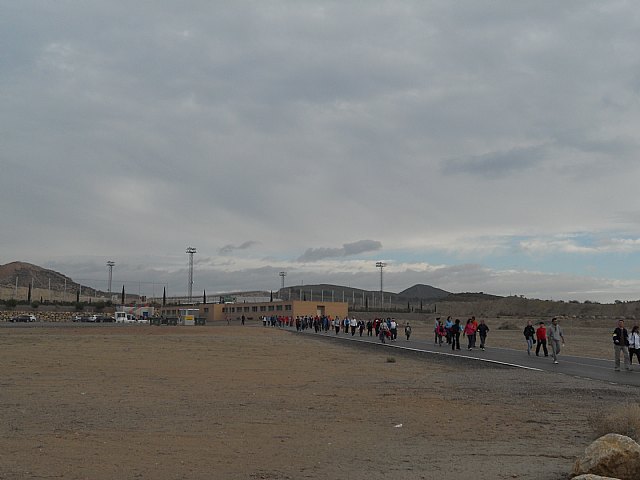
[186,247,197,303]
[376,261,386,310]
[279,271,286,292]
[107,261,115,297]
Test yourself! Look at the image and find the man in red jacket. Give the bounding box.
[535,322,548,357]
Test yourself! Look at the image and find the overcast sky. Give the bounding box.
[3,1,640,302]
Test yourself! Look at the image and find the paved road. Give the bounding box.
[295,328,640,387]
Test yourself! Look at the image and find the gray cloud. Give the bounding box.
[219,241,259,255]
[297,240,382,262]
[441,145,547,178]
[2,2,640,301]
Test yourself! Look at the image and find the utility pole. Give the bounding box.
[107,261,115,297]
[186,246,196,304]
[376,261,386,310]
[279,271,286,295]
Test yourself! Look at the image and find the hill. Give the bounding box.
[0,261,101,299]
[279,282,455,306]
[397,284,451,300]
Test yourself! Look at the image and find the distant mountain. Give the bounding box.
[444,292,503,302]
[278,284,369,302]
[0,261,100,296]
[398,284,451,301]
[281,283,457,304]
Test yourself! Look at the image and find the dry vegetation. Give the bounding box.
[589,402,640,442]
[0,323,636,480]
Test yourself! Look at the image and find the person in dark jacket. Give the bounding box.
[523,320,535,356]
[404,322,412,341]
[477,319,490,351]
[613,319,631,372]
[450,319,461,351]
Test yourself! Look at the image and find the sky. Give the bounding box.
[2,1,640,302]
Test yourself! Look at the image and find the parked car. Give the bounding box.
[10,315,35,322]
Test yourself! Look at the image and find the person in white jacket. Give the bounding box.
[349,317,358,336]
[629,325,640,366]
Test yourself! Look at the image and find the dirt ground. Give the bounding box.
[0,322,635,480]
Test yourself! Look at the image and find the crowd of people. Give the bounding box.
[521,317,565,364]
[260,314,412,342]
[431,315,490,351]
[261,313,635,372]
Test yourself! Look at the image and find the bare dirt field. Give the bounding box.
[0,322,636,480]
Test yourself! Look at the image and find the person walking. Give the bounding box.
[463,319,475,350]
[470,316,479,349]
[613,319,631,372]
[451,319,461,351]
[379,321,389,344]
[523,320,535,356]
[444,316,453,345]
[477,319,489,351]
[535,322,548,357]
[436,321,446,346]
[629,325,640,366]
[390,318,398,341]
[405,322,412,341]
[547,317,565,364]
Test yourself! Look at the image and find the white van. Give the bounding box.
[115,312,136,323]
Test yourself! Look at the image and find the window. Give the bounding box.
[276,305,283,311]
[285,305,292,311]
[204,308,209,313]
[252,306,258,312]
[268,305,275,311]
[222,307,227,313]
[260,306,266,312]
[244,307,250,312]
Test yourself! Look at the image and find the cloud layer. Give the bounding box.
[2,1,640,301]
[297,240,382,262]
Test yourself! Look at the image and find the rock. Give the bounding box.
[572,433,640,480]
[572,475,621,480]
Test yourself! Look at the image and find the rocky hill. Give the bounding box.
[280,282,455,306]
[0,261,102,299]
[397,284,451,300]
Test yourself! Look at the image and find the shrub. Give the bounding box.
[497,322,519,330]
[74,302,84,311]
[386,357,396,363]
[31,301,40,309]
[588,402,640,441]
[5,298,17,309]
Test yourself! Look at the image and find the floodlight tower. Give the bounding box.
[186,247,197,303]
[279,271,287,292]
[107,261,115,296]
[376,261,386,309]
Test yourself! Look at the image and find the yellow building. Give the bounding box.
[198,300,348,323]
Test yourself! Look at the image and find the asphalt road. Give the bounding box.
[295,328,640,387]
